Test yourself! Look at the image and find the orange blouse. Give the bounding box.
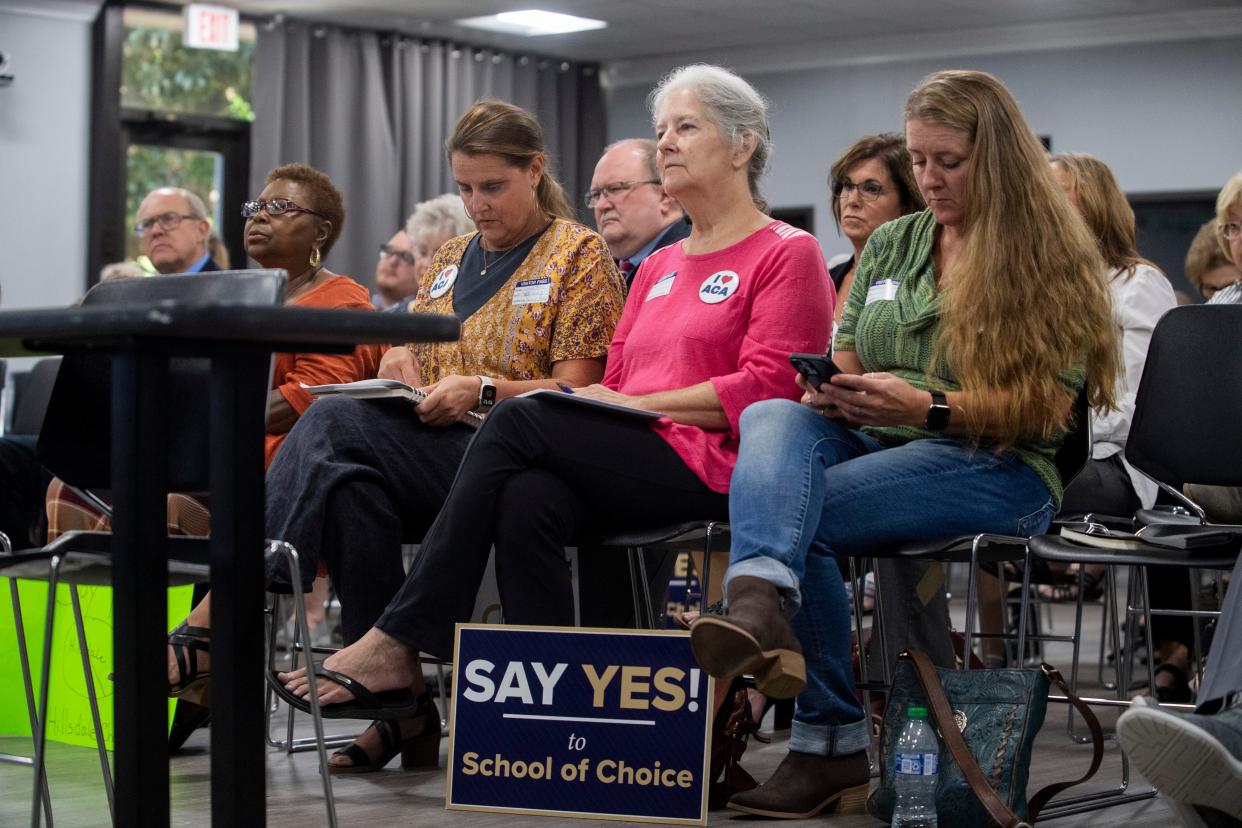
[266,273,384,466]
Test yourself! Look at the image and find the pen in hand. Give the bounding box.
[555,382,575,394]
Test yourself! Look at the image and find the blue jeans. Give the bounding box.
[726,399,1056,757]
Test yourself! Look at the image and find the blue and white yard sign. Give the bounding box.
[446,624,713,825]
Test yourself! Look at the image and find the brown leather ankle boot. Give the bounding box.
[727,749,871,819]
[690,575,805,698]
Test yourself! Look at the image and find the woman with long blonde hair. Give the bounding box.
[688,69,1119,818]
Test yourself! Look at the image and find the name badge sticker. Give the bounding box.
[512,277,552,305]
[429,264,458,299]
[646,271,677,301]
[699,270,740,304]
[865,278,900,305]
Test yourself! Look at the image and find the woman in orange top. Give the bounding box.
[46,163,381,536]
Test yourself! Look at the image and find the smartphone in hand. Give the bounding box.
[789,353,842,390]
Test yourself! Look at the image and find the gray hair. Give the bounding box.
[647,64,771,212]
[603,138,659,181]
[146,186,209,219]
[406,193,473,241]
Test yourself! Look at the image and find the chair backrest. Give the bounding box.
[8,357,61,436]
[1125,304,1242,487]
[1053,385,1092,489]
[37,270,286,491]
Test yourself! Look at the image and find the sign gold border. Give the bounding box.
[445,622,712,826]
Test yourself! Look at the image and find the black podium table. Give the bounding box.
[0,303,459,826]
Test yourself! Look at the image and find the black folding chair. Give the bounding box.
[1018,305,1242,817]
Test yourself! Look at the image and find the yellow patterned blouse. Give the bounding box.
[409,218,625,383]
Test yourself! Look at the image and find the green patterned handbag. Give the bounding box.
[867,651,1104,827]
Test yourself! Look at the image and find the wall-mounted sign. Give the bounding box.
[183,4,239,52]
[447,624,712,825]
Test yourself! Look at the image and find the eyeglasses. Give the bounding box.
[831,179,889,202]
[829,178,889,201]
[584,179,660,208]
[379,243,417,266]
[1222,221,1242,240]
[240,198,325,219]
[135,212,199,238]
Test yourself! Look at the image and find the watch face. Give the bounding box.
[925,391,950,431]
[481,384,497,407]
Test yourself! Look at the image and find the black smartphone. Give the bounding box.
[789,353,842,389]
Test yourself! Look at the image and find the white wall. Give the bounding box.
[606,37,1242,261]
[0,2,97,311]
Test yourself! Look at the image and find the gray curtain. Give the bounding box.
[250,19,606,289]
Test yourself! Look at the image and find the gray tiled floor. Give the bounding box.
[0,596,1183,826]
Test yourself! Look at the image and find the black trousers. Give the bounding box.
[1060,454,1140,517]
[264,396,474,643]
[374,396,729,660]
[0,435,49,549]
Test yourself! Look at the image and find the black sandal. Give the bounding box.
[328,694,440,774]
[266,663,427,720]
[168,622,211,705]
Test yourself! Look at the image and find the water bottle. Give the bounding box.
[891,705,939,828]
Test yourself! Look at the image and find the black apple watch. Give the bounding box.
[924,389,950,431]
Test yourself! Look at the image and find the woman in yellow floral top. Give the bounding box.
[170,100,623,772]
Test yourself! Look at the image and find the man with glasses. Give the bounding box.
[372,228,419,310]
[587,138,689,293]
[577,139,693,630]
[134,187,220,275]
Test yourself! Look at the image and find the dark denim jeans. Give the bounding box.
[726,399,1055,757]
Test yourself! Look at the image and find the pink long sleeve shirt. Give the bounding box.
[602,220,835,492]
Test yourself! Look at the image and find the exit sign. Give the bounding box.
[184,4,239,52]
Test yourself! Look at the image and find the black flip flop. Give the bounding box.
[266,664,423,721]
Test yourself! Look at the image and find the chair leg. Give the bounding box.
[962,540,981,671]
[263,594,283,750]
[626,548,645,629]
[1016,550,1034,659]
[31,553,62,828]
[70,586,114,823]
[1139,567,1158,697]
[633,547,655,629]
[270,542,337,828]
[6,574,54,827]
[435,662,450,732]
[1064,568,1088,742]
[847,558,879,776]
[869,558,893,688]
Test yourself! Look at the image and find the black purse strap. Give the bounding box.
[904,651,1103,827]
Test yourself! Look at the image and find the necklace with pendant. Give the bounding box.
[480,242,520,276]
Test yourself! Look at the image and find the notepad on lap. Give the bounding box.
[302,379,484,428]
[517,388,665,421]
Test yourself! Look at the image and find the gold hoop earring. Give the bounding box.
[309,247,322,268]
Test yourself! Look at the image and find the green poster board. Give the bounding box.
[0,578,195,749]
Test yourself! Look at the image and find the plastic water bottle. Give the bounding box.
[891,705,939,828]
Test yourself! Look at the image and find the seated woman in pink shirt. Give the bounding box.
[274,64,833,734]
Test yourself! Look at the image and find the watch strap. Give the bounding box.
[924,389,950,431]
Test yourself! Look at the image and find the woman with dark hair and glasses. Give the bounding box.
[154,163,383,732]
[44,163,384,745]
[826,134,925,319]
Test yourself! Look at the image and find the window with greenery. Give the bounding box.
[124,146,224,265]
[121,8,256,120]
